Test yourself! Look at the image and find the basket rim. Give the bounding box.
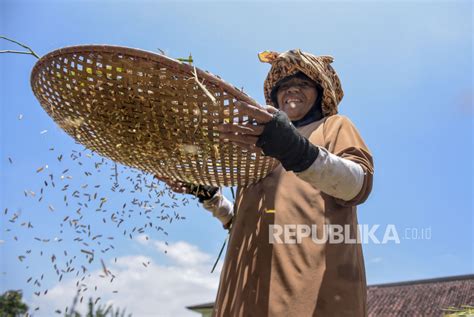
[30,44,259,107]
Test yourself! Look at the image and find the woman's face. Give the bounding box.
[276,77,318,121]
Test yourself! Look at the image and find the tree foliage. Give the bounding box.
[0,290,29,317]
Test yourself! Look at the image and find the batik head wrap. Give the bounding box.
[259,49,344,117]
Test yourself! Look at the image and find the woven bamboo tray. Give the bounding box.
[30,45,278,187]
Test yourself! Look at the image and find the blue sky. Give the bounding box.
[1,0,472,315]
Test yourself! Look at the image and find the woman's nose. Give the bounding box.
[285,85,300,93]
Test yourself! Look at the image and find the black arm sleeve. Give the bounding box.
[256,111,319,172]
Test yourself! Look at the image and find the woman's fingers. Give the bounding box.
[216,101,277,148]
[216,101,279,145]
[235,101,273,124]
[230,140,261,152]
[153,175,167,182]
[171,186,188,194]
[155,175,190,194]
[219,132,259,145]
[170,182,191,194]
[265,105,279,114]
[217,123,265,136]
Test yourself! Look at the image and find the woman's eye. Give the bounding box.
[279,81,313,90]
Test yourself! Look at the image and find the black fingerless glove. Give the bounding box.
[186,184,219,203]
[256,111,319,172]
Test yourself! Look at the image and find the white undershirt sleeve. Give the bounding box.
[295,146,365,201]
[201,189,234,226]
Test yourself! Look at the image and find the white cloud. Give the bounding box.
[154,241,212,267]
[31,239,221,317]
[137,234,212,266]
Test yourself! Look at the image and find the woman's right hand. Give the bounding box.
[154,175,192,194]
[155,175,232,229]
[154,175,219,202]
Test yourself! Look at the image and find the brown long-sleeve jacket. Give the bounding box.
[213,114,374,317]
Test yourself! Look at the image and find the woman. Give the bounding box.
[158,49,374,316]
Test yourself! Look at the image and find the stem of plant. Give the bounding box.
[0,36,40,59]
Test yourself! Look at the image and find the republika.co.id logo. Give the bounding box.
[269,224,432,244]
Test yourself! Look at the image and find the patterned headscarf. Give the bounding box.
[259,49,344,117]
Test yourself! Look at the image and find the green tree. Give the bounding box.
[0,290,29,317]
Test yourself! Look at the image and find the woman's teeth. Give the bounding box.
[286,99,301,109]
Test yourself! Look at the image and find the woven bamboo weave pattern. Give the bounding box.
[30,45,278,187]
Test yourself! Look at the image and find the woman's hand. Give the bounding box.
[217,101,278,151]
[154,175,219,202]
[218,101,320,172]
[154,175,192,194]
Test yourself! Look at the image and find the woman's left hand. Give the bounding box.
[217,101,278,151]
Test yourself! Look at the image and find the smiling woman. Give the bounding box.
[273,72,323,123]
[209,49,375,317]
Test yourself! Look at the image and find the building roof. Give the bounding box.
[367,274,474,316]
[187,274,474,315]
[187,302,215,310]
